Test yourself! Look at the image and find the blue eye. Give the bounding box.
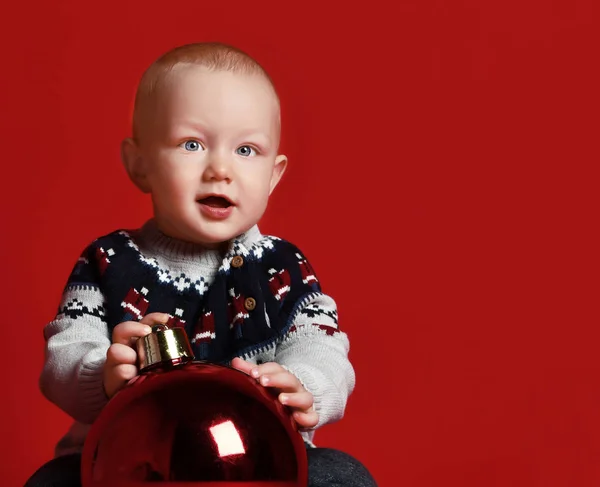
[236,145,256,157]
[183,140,202,151]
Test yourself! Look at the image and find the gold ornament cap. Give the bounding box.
[137,324,195,372]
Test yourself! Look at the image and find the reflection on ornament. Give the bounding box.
[210,420,246,457]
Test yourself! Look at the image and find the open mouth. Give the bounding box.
[197,195,233,208]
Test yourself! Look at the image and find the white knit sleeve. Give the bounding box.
[274,292,355,432]
[39,284,111,424]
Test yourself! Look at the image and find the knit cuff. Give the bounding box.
[78,358,110,424]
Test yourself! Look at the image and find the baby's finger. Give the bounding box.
[140,312,170,327]
[111,363,138,383]
[106,343,138,366]
[279,391,314,411]
[112,322,152,346]
[231,357,254,375]
[250,362,285,378]
[259,370,302,392]
[293,410,319,429]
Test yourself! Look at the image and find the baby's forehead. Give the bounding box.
[134,65,281,142]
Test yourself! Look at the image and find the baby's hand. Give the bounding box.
[231,358,318,430]
[103,312,169,399]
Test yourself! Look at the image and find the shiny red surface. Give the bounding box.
[81,362,307,486]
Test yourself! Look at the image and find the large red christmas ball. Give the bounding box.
[81,361,308,487]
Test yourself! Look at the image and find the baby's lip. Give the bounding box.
[196,194,235,207]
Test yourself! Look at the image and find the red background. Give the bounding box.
[1,1,598,486]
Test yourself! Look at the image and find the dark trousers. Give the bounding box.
[24,447,377,487]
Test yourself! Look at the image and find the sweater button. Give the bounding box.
[231,255,244,268]
[244,297,256,311]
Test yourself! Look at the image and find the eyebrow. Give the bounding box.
[238,131,272,145]
[176,120,208,134]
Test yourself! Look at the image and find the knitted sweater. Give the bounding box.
[40,220,355,456]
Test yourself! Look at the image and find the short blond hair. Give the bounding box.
[132,42,277,141]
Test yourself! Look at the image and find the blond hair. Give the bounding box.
[132,42,277,141]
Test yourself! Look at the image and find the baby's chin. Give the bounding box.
[155,213,258,249]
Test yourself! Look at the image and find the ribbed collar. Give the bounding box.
[136,219,262,266]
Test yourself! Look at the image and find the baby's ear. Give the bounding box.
[121,138,151,193]
[269,154,288,195]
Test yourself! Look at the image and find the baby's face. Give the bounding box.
[136,65,285,247]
